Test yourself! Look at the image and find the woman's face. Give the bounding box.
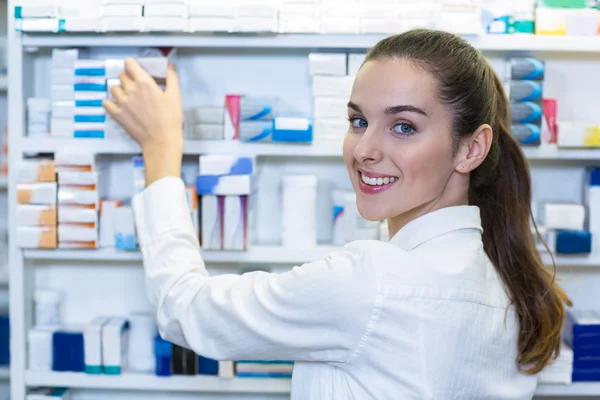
[343,59,467,229]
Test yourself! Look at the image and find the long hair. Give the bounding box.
[366,29,570,374]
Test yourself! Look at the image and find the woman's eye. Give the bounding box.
[350,118,368,129]
[393,122,415,135]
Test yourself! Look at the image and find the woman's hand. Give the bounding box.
[103,57,183,187]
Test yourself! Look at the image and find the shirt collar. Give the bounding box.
[389,206,483,251]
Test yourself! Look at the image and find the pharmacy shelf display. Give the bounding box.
[21,247,600,270]
[20,33,600,54]
[9,28,600,400]
[19,371,600,397]
[19,138,600,161]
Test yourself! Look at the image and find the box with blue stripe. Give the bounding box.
[199,155,255,176]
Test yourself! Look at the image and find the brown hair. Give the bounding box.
[366,29,570,374]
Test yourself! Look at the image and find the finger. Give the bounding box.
[124,57,152,82]
[119,71,135,93]
[165,64,180,96]
[110,85,127,104]
[102,99,121,119]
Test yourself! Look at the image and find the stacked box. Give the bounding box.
[507,57,546,146]
[27,98,51,137]
[55,151,101,249]
[279,3,319,33]
[16,159,58,249]
[536,0,598,36]
[539,202,592,255]
[282,175,317,249]
[50,49,107,139]
[144,0,188,32]
[102,1,143,33]
[188,3,234,33]
[186,107,225,140]
[233,2,278,33]
[564,309,600,382]
[197,155,255,251]
[309,53,354,143]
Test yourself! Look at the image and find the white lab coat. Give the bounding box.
[132,177,537,400]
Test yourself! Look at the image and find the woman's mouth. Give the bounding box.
[358,170,399,195]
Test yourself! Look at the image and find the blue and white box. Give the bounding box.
[199,155,255,176]
[201,195,223,250]
[273,117,313,143]
[101,317,130,375]
[196,175,253,196]
[84,316,109,375]
[114,206,136,251]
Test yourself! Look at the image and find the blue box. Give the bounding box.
[573,368,600,382]
[154,335,172,377]
[556,230,592,255]
[52,330,85,372]
[198,356,219,376]
[272,117,313,143]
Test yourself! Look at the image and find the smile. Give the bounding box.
[358,170,399,195]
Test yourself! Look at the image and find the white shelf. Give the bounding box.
[25,371,290,393]
[536,382,600,397]
[24,246,600,268]
[19,33,600,53]
[24,245,341,264]
[19,371,600,396]
[22,138,342,157]
[18,138,600,161]
[523,146,600,161]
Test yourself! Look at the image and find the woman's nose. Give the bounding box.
[353,129,383,164]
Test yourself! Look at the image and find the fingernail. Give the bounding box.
[168,63,176,71]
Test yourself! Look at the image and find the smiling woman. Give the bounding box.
[103,29,568,400]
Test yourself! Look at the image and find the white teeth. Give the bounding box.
[361,173,398,186]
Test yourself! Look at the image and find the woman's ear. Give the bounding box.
[456,124,493,174]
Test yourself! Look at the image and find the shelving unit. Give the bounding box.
[19,138,600,161]
[19,33,600,53]
[17,371,600,397]
[25,372,291,394]
[9,14,600,400]
[21,247,600,269]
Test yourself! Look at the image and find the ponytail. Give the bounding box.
[367,29,570,374]
[470,72,571,374]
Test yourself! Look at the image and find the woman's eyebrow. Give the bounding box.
[385,105,428,117]
[347,101,362,113]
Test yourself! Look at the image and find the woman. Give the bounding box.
[104,29,569,399]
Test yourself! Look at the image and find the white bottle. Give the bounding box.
[34,289,62,329]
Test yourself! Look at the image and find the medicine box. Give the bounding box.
[187,107,225,125]
[58,207,98,225]
[272,117,313,143]
[544,203,585,231]
[84,317,109,374]
[144,17,188,32]
[201,195,223,250]
[309,53,347,76]
[102,17,144,32]
[52,329,85,372]
[315,97,348,119]
[188,18,233,33]
[17,160,56,183]
[100,200,121,248]
[557,122,599,148]
[57,171,99,186]
[17,183,58,205]
[28,327,57,371]
[196,175,253,196]
[102,317,130,375]
[223,196,249,251]
[188,4,234,18]
[114,206,137,251]
[187,124,225,140]
[312,76,355,98]
[58,188,99,208]
[199,155,255,176]
[17,205,57,226]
